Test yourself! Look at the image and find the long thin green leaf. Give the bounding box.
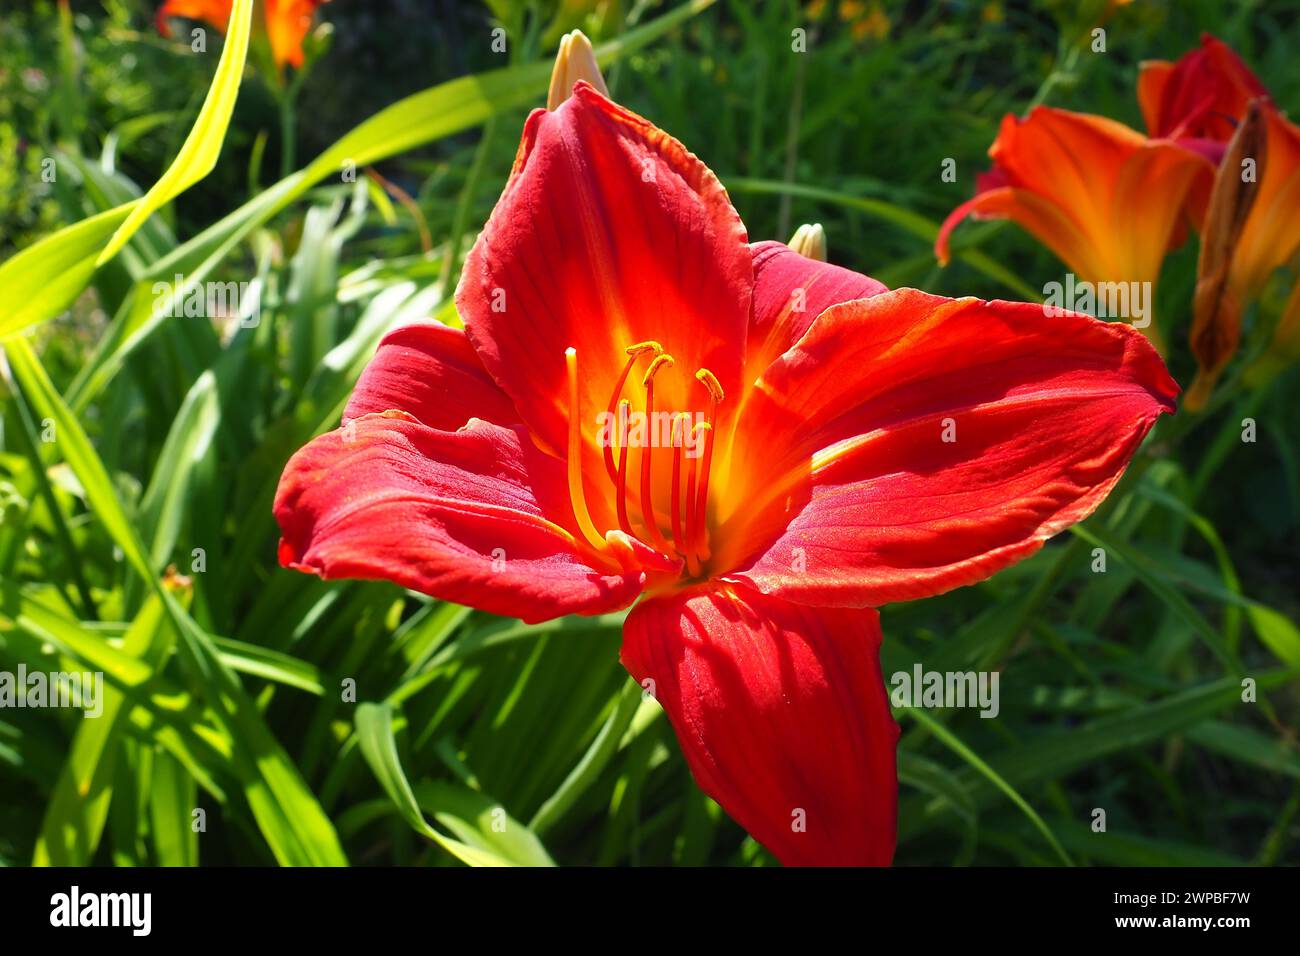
[902,707,1073,865]
[354,703,513,866]
[4,338,347,866]
[97,0,254,263]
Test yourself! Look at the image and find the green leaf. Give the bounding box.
[0,2,253,339]
[415,781,556,867]
[33,594,173,866]
[0,206,131,339]
[150,750,200,866]
[530,677,644,834]
[900,670,1296,840]
[901,707,1072,865]
[97,0,254,264]
[355,702,518,866]
[4,338,347,867]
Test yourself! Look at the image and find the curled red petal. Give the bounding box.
[620,583,897,866]
[744,241,888,385]
[344,322,520,430]
[718,289,1177,606]
[274,412,646,624]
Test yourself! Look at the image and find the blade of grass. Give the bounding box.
[901,707,1073,865]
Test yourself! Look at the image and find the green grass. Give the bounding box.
[0,0,1298,866]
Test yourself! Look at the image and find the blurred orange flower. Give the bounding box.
[157,0,329,69]
[937,107,1213,345]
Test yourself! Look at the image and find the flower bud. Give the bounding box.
[787,223,827,262]
[547,30,609,110]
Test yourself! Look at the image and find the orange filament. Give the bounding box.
[682,423,708,578]
[637,354,675,552]
[614,399,632,535]
[564,347,606,550]
[688,369,723,563]
[563,345,724,576]
[602,341,662,484]
[669,412,692,551]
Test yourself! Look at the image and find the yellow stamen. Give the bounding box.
[695,367,725,404]
[603,345,660,484]
[615,399,633,535]
[684,421,712,568]
[638,354,675,552]
[669,412,693,551]
[682,422,709,578]
[642,353,675,387]
[565,347,606,550]
[689,368,724,563]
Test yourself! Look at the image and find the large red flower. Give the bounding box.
[275,82,1178,865]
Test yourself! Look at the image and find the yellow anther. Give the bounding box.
[695,368,725,404]
[625,340,663,356]
[642,354,675,387]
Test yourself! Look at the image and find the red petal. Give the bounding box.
[274,412,646,623]
[744,241,887,385]
[1143,34,1270,144]
[344,322,520,430]
[620,584,897,866]
[719,289,1177,606]
[456,83,752,457]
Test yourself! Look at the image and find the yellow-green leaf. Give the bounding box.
[97,0,254,264]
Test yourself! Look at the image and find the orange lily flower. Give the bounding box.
[157,0,328,69]
[936,106,1213,348]
[1138,33,1270,162]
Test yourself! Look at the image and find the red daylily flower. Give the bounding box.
[157,0,328,69]
[275,82,1178,865]
[1138,33,1270,163]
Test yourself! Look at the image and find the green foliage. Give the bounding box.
[0,0,1297,868]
